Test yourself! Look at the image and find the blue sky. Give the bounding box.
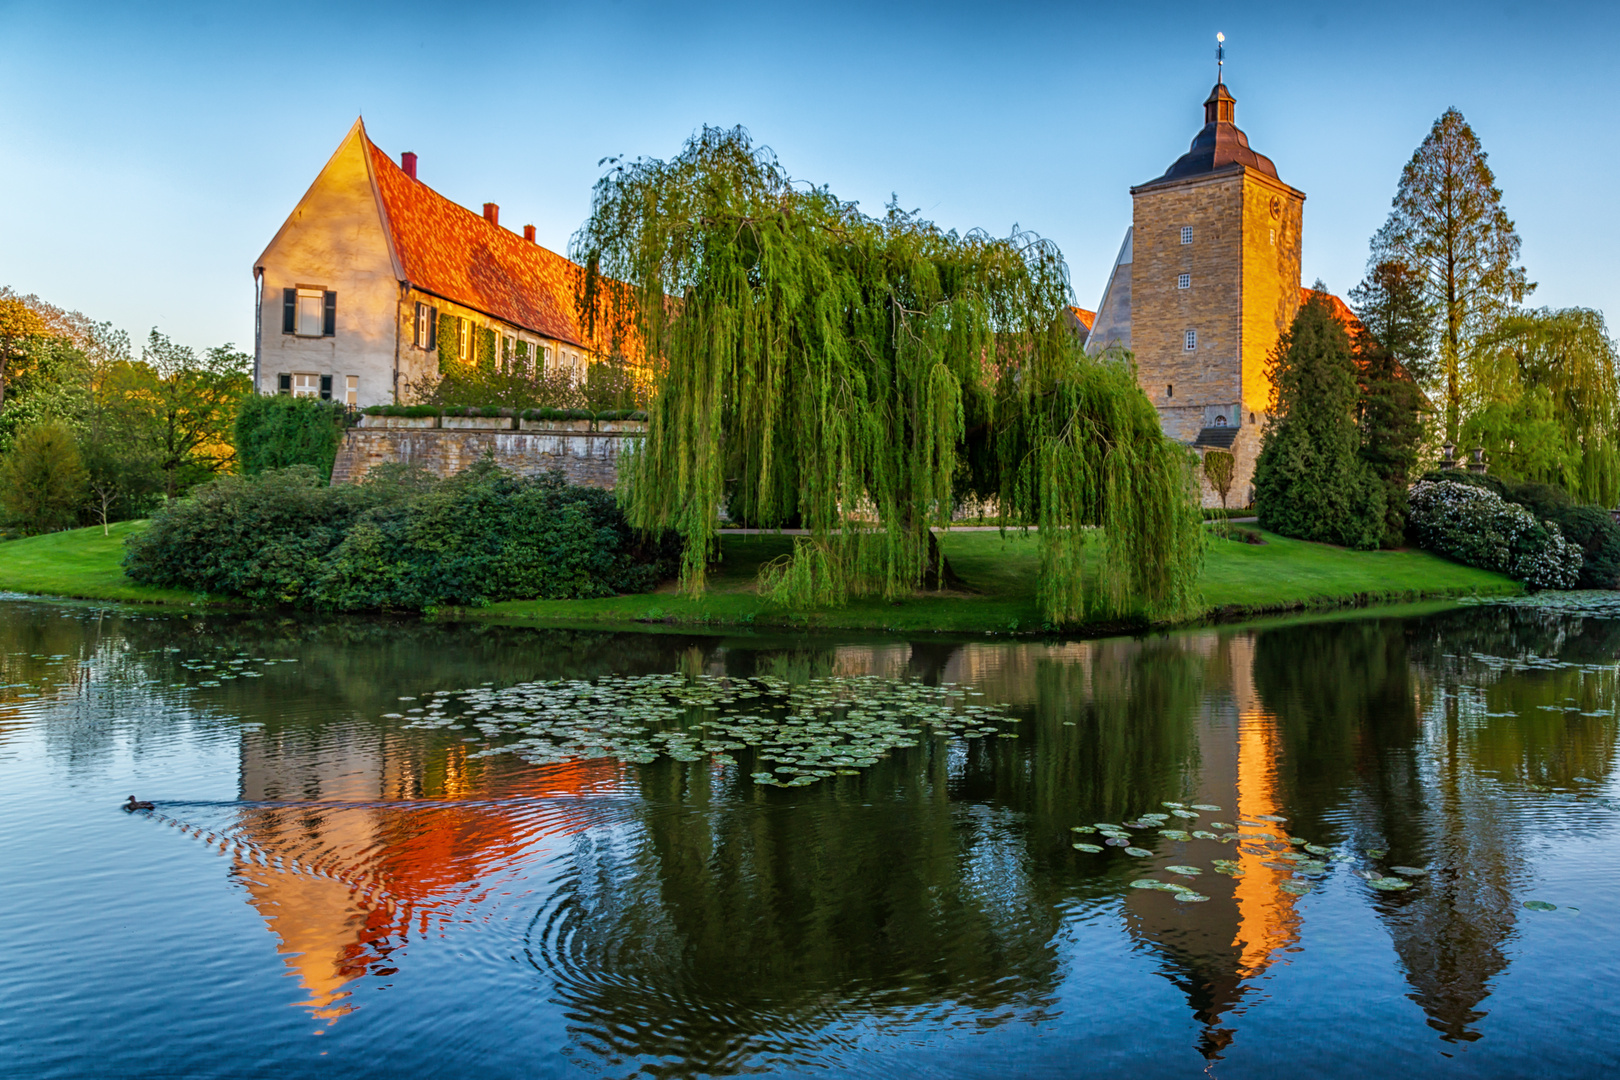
[1,0,1614,351]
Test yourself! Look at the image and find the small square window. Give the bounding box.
[291,372,320,398]
[345,375,358,406]
[1177,274,1191,289]
[1184,330,1197,351]
[1180,226,1193,245]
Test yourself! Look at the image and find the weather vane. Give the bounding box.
[1216,32,1225,84]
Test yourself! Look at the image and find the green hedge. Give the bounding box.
[123,462,679,609]
[235,395,350,481]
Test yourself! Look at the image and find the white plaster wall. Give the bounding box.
[255,125,402,407]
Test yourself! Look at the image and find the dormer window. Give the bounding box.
[1180,226,1193,245]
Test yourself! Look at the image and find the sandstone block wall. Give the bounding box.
[1130,173,1245,419]
[330,428,637,488]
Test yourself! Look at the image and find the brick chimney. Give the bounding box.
[483,203,499,226]
[523,225,536,243]
[401,151,417,180]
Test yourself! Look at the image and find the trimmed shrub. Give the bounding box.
[235,394,349,481]
[1408,479,1582,588]
[123,461,678,609]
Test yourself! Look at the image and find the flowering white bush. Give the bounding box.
[1408,480,1582,589]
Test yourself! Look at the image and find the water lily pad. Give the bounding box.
[1165,864,1203,877]
[1124,846,1153,857]
[1173,890,1210,902]
[1278,880,1312,895]
[1162,801,1187,809]
[1169,809,1201,820]
[1190,804,1223,812]
[1105,837,1131,847]
[1367,877,1410,891]
[1304,844,1333,857]
[1522,900,1557,911]
[1070,825,1098,834]
[1212,859,1244,877]
[1131,878,1176,891]
[1159,829,1192,841]
[1210,822,1235,831]
[1072,843,1104,853]
[1391,866,1428,877]
[1191,830,1219,841]
[1365,849,1387,858]
[1254,814,1288,823]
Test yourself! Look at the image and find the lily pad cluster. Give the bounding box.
[392,673,1018,786]
[170,651,293,687]
[1071,801,1433,902]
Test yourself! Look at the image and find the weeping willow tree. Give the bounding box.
[574,127,1201,624]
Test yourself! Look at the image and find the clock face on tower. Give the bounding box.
[1269,195,1282,219]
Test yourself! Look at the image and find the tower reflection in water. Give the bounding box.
[219,610,1615,1062]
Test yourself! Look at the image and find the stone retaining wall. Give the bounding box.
[330,427,640,488]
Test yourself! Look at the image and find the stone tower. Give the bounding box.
[1091,79,1305,505]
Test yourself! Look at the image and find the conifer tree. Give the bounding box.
[1370,109,1532,440]
[1351,260,1430,545]
[1254,289,1386,549]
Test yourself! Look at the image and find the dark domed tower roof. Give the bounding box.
[1135,82,1279,189]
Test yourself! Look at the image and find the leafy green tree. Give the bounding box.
[1202,449,1235,531]
[0,296,46,413]
[0,422,87,533]
[133,331,252,496]
[573,126,1200,623]
[1370,109,1533,440]
[1254,289,1387,549]
[1461,307,1620,505]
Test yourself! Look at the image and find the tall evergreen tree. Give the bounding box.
[1350,260,1431,545]
[1370,109,1532,440]
[1254,289,1386,549]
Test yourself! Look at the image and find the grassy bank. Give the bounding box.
[475,528,1520,633]
[0,522,1519,631]
[0,521,222,606]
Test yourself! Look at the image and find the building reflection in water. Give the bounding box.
[231,728,619,1021]
[213,610,1616,1062]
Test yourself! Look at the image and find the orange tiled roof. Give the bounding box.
[1301,287,1363,336]
[1069,305,1097,331]
[366,138,594,349]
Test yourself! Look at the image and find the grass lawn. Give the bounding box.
[0,521,1519,631]
[476,527,1521,633]
[0,521,223,606]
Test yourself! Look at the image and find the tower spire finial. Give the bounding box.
[1216,32,1225,84]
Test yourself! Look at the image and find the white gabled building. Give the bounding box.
[253,118,611,407]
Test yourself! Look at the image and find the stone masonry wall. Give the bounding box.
[1130,172,1245,442]
[1238,171,1303,426]
[330,428,637,488]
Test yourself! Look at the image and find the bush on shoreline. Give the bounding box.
[123,462,678,609]
[1407,479,1582,589]
[1417,470,1620,589]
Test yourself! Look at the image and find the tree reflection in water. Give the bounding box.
[3,600,1616,1073]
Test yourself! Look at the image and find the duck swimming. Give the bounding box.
[123,796,155,812]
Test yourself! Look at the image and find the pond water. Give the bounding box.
[1,597,1617,1079]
